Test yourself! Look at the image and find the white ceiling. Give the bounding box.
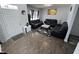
[29,4,52,8]
[28,4,70,8]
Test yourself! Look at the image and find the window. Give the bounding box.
[29,9,39,20]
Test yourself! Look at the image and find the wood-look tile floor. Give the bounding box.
[1,31,76,54]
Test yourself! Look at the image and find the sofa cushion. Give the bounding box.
[30,19,43,29]
[59,22,68,32]
[51,22,68,38]
[44,19,57,27]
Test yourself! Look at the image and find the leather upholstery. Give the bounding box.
[44,19,57,27]
[51,22,68,38]
[30,19,43,29]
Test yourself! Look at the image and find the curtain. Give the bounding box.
[30,9,39,20]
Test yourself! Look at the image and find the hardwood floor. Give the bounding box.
[1,31,76,54]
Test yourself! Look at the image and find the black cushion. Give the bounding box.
[30,19,43,29]
[44,19,57,27]
[59,22,68,32]
[28,14,43,29]
[51,22,68,38]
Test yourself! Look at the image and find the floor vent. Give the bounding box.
[69,34,79,46]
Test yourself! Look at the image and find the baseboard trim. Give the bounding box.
[70,34,79,38]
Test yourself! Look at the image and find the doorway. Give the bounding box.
[68,7,79,46]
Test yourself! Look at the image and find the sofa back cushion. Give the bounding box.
[44,19,57,27]
[30,19,40,24]
[59,22,68,32]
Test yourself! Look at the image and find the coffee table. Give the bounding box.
[37,27,51,36]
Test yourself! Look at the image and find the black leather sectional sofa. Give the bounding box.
[51,22,68,38]
[44,19,57,27]
[30,19,43,29]
[42,19,68,38]
[28,14,68,38]
[28,14,43,29]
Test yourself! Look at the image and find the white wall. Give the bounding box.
[15,4,28,31]
[70,8,79,36]
[64,4,78,42]
[40,5,70,24]
[0,24,5,42]
[0,4,28,43]
[27,5,40,14]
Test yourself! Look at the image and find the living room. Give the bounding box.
[0,4,79,54]
[27,4,71,39]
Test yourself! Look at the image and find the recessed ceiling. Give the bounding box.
[28,4,70,8]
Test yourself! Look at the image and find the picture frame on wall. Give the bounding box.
[48,9,57,15]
